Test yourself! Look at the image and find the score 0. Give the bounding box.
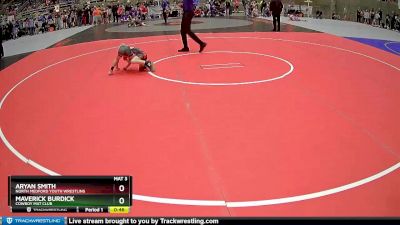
[117,184,126,205]
[118,184,125,192]
[114,176,128,194]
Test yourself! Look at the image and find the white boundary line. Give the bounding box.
[132,194,227,206]
[148,51,295,86]
[0,39,175,110]
[204,36,400,73]
[0,35,399,207]
[0,127,29,163]
[227,162,400,207]
[384,41,400,55]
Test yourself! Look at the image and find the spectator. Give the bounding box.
[28,17,34,35]
[77,7,83,26]
[13,22,19,39]
[261,0,267,17]
[7,21,13,40]
[107,6,112,23]
[48,16,55,31]
[370,9,375,25]
[374,11,380,26]
[62,12,68,29]
[357,8,361,22]
[242,0,248,16]
[316,10,323,19]
[234,0,239,13]
[112,4,118,23]
[102,7,108,24]
[70,8,76,27]
[0,25,4,59]
[250,0,258,17]
[391,11,396,30]
[89,6,94,25]
[363,10,369,24]
[93,6,102,25]
[139,3,148,21]
[225,0,231,16]
[385,15,390,29]
[85,6,91,25]
[162,0,170,24]
[34,18,39,34]
[117,5,124,22]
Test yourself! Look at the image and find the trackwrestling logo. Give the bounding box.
[7,217,13,224]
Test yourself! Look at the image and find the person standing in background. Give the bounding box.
[234,0,239,13]
[162,0,170,24]
[261,0,267,17]
[390,11,395,30]
[357,8,361,23]
[225,0,231,17]
[269,0,283,32]
[77,7,82,26]
[117,5,124,23]
[112,4,118,23]
[0,25,4,59]
[93,6,101,25]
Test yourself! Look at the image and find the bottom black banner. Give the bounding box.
[66,217,399,225]
[2,217,399,225]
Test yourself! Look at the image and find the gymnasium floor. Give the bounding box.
[0,15,399,217]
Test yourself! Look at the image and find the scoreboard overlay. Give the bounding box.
[8,176,132,213]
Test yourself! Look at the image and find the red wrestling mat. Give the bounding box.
[0,32,399,216]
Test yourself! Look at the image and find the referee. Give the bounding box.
[178,0,207,52]
[270,0,283,32]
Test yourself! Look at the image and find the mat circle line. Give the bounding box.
[0,36,399,208]
[148,51,295,86]
[384,41,400,55]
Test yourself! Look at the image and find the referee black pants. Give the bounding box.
[272,14,281,31]
[181,11,204,49]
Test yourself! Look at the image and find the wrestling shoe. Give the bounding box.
[144,60,155,72]
[178,47,189,52]
[199,42,207,53]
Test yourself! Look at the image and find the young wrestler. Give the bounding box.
[109,44,154,75]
